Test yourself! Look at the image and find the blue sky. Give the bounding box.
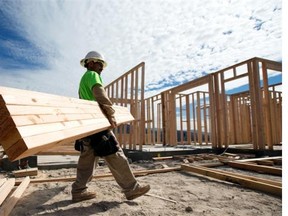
[0,0,282,98]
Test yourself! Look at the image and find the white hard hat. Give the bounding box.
[80,51,107,68]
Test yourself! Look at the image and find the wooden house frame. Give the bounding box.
[144,57,282,150]
[111,57,282,151]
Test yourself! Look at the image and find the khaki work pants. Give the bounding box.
[71,137,139,196]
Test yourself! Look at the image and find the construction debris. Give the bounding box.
[0,177,30,216]
[0,178,15,205]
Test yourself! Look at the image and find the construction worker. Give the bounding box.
[71,51,150,202]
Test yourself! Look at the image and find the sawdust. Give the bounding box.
[2,160,282,216]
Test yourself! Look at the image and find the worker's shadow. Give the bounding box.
[12,186,67,214]
[13,185,139,215]
[37,200,139,215]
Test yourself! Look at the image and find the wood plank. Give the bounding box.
[256,160,274,166]
[262,63,273,148]
[0,179,7,187]
[199,162,224,168]
[12,168,38,178]
[227,161,282,176]
[210,168,281,187]
[196,92,202,145]
[265,61,282,72]
[12,113,102,126]
[0,176,30,216]
[0,86,101,107]
[152,156,173,161]
[15,167,181,185]
[0,93,101,108]
[235,156,282,163]
[0,178,15,205]
[17,117,110,138]
[6,104,104,115]
[271,158,282,165]
[181,164,281,196]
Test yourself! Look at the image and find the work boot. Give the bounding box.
[72,191,96,202]
[126,184,151,200]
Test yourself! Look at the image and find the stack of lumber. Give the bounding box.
[0,86,134,161]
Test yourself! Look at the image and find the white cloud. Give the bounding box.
[0,0,282,98]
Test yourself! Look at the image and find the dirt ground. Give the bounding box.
[1,160,282,216]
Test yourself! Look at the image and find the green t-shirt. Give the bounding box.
[79,70,103,101]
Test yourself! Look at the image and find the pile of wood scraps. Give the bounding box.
[0,177,30,216]
[0,167,38,215]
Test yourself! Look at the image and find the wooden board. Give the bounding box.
[0,86,134,161]
[181,164,281,196]
[15,167,181,185]
[0,176,30,216]
[12,168,38,177]
[0,178,15,205]
[227,161,282,176]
